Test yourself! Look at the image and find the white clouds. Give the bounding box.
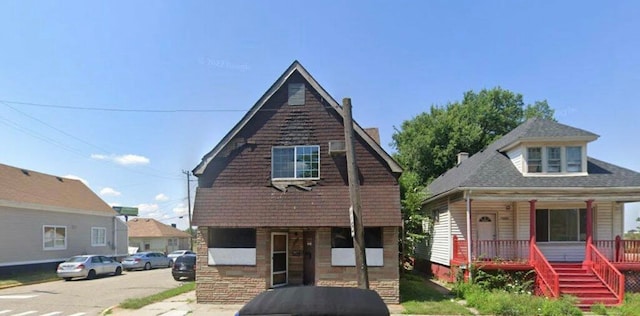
[172,203,188,217]
[100,187,121,197]
[62,175,89,186]
[155,193,169,202]
[137,203,162,218]
[91,153,150,166]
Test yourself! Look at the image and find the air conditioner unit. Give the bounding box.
[328,140,346,156]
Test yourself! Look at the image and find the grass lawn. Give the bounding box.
[119,281,195,309]
[0,270,59,289]
[401,272,472,315]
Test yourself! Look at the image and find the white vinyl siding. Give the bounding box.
[507,147,523,173]
[429,210,450,266]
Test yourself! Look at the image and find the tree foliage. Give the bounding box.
[393,87,556,258]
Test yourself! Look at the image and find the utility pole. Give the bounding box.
[183,170,193,250]
[343,97,369,289]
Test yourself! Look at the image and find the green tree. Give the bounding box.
[393,87,556,259]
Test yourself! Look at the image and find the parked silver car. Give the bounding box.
[56,255,123,281]
[121,251,171,271]
[167,250,195,265]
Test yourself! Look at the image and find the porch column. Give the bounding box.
[584,199,594,267]
[465,192,473,280]
[529,200,537,262]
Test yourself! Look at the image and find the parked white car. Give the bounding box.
[56,255,123,281]
[167,250,195,264]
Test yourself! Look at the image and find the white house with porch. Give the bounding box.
[419,118,640,309]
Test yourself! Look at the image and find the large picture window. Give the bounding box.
[272,146,320,179]
[91,227,106,246]
[43,225,66,250]
[331,227,383,248]
[207,228,256,265]
[536,209,588,242]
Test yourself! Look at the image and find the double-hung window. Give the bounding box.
[272,145,320,180]
[43,225,66,250]
[547,147,561,173]
[91,227,106,246]
[527,147,542,173]
[566,146,582,172]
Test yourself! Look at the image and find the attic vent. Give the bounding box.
[288,83,305,105]
[21,169,30,176]
[56,177,64,182]
[328,140,346,156]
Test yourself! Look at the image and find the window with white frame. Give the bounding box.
[547,147,561,173]
[91,227,106,246]
[525,145,584,174]
[536,208,590,242]
[272,146,320,179]
[566,146,582,172]
[527,147,542,173]
[43,225,66,250]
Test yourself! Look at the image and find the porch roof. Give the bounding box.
[192,185,401,227]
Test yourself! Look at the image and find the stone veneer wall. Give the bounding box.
[315,226,400,303]
[195,227,268,304]
[195,226,399,304]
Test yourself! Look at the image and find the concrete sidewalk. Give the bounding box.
[103,290,406,316]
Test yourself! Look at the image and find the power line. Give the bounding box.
[0,99,249,113]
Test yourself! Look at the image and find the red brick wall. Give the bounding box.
[315,227,400,303]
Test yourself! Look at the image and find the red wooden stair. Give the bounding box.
[551,263,619,310]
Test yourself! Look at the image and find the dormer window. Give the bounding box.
[524,145,584,175]
[566,147,582,172]
[527,148,542,173]
[547,147,561,173]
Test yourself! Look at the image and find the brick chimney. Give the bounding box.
[457,152,469,165]
[364,128,380,145]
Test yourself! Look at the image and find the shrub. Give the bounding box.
[590,302,608,315]
[540,295,582,316]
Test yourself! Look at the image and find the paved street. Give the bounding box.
[0,267,182,316]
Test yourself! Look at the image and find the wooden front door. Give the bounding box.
[303,231,315,285]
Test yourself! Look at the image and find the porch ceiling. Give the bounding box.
[457,187,640,203]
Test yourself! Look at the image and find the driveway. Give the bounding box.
[0,267,180,315]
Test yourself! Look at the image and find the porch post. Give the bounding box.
[466,191,473,281]
[584,199,594,267]
[529,200,537,262]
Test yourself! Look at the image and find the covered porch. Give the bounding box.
[446,195,640,305]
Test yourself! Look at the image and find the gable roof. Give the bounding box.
[192,60,402,176]
[426,118,640,201]
[0,163,116,215]
[127,218,191,238]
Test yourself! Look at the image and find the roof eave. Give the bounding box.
[498,135,600,152]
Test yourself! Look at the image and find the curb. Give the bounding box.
[100,305,118,316]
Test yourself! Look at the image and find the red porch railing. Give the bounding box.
[588,243,625,304]
[452,236,529,263]
[595,237,640,263]
[530,243,559,298]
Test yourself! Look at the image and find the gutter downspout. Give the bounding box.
[466,190,473,282]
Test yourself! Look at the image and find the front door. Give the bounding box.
[477,214,496,258]
[303,231,315,285]
[271,232,288,287]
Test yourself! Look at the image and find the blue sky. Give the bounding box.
[1,1,639,231]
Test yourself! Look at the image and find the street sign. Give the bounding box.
[112,206,139,216]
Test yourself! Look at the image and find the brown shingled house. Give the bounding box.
[0,163,128,274]
[127,217,191,253]
[192,61,402,304]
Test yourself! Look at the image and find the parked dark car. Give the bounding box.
[172,254,196,281]
[235,286,390,316]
